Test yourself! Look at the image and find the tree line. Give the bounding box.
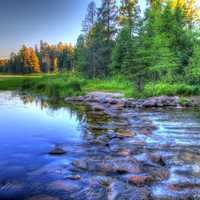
[1,0,200,89]
[0,41,75,73]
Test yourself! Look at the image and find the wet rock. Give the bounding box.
[96,134,110,143]
[111,102,125,110]
[149,153,166,166]
[65,174,81,180]
[150,167,169,181]
[107,131,117,139]
[108,181,151,200]
[71,176,109,200]
[48,146,66,155]
[91,176,112,187]
[90,103,105,112]
[72,160,88,170]
[116,129,135,138]
[92,158,141,174]
[72,158,141,174]
[128,174,154,185]
[142,96,179,107]
[116,148,131,157]
[136,153,165,167]
[48,180,79,192]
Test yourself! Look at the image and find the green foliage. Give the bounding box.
[178,97,192,106]
[85,75,135,97]
[0,75,42,90]
[144,83,200,97]
[187,42,200,84]
[21,73,135,98]
[21,73,86,98]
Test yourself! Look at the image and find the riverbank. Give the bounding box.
[65,91,200,108]
[1,73,200,99]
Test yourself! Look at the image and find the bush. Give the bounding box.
[143,83,200,97]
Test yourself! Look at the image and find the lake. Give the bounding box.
[0,91,200,200]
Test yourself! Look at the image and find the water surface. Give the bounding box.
[1,91,200,199]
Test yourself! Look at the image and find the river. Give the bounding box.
[0,91,200,200]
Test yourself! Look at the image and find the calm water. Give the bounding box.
[0,91,85,199]
[1,91,200,199]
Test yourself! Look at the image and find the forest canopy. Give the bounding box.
[1,0,200,90]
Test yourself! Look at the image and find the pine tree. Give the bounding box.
[111,25,135,76]
[82,1,97,34]
[75,34,87,75]
[187,42,200,84]
[98,0,118,41]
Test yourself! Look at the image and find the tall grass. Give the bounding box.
[143,83,200,97]
[1,73,200,99]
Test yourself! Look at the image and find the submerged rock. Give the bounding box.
[128,174,154,185]
[65,174,81,180]
[108,181,151,200]
[116,129,135,138]
[48,180,80,192]
[48,146,66,155]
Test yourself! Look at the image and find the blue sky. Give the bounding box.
[0,0,146,58]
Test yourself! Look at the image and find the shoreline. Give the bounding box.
[64,91,200,109]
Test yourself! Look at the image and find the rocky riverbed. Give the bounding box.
[63,92,200,199]
[1,91,200,200]
[65,91,200,108]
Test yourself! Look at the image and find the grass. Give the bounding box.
[0,73,200,99]
[143,82,200,97]
[0,75,42,90]
[85,77,135,97]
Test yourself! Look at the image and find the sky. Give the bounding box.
[0,0,146,58]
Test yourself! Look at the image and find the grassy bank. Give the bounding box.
[20,73,135,98]
[0,73,200,99]
[0,75,43,90]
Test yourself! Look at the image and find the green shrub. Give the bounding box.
[179,97,192,106]
[143,83,200,97]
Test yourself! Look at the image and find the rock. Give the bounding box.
[65,175,81,180]
[89,103,105,112]
[91,176,112,187]
[116,129,135,138]
[96,134,110,143]
[49,146,66,155]
[150,167,169,181]
[128,174,154,185]
[142,96,179,107]
[71,176,109,200]
[91,158,141,174]
[149,153,166,166]
[72,158,141,174]
[136,153,165,167]
[72,160,88,170]
[116,148,131,157]
[111,102,125,110]
[108,181,151,200]
[48,180,79,192]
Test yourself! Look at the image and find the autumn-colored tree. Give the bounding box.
[119,0,138,28]
[30,48,40,73]
[170,0,200,25]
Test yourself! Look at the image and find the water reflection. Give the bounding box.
[1,92,200,199]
